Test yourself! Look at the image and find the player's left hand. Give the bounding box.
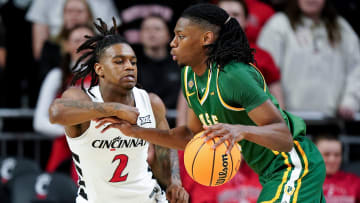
[202,123,246,153]
[166,183,189,203]
[94,116,139,137]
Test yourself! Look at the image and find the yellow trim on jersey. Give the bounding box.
[249,63,267,92]
[184,66,194,107]
[262,152,292,203]
[292,141,309,203]
[193,68,212,105]
[216,68,245,111]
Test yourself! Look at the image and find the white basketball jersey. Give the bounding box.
[66,86,167,203]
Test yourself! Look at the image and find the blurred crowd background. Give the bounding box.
[0,0,360,203]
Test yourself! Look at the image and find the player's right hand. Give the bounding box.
[166,183,189,203]
[94,117,139,137]
[202,123,245,154]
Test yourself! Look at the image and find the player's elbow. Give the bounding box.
[49,100,62,124]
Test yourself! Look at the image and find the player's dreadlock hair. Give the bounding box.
[181,3,254,69]
[71,17,128,95]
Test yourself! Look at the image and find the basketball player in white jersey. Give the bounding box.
[49,18,188,203]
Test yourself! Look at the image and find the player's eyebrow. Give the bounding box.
[112,55,136,59]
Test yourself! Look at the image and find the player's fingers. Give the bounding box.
[175,187,183,203]
[100,124,112,133]
[166,190,171,201]
[95,120,109,128]
[166,187,174,202]
[171,188,177,203]
[101,123,121,133]
[93,117,103,122]
[204,123,223,131]
[203,128,228,142]
[179,190,189,203]
[106,117,123,123]
[212,134,231,149]
[95,117,119,125]
[184,192,189,203]
[226,140,235,154]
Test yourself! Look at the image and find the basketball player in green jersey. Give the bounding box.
[96,3,326,202]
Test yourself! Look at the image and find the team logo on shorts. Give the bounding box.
[284,184,295,196]
[188,80,194,89]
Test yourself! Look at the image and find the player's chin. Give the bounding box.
[125,83,136,89]
[121,81,136,90]
[178,62,186,68]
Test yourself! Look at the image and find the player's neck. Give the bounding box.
[192,60,209,76]
[99,83,134,106]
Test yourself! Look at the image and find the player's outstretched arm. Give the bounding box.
[49,87,139,129]
[203,100,293,153]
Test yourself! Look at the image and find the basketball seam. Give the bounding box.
[186,136,201,148]
[209,139,216,186]
[191,141,207,180]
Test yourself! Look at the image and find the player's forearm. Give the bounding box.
[151,145,171,187]
[49,98,126,126]
[134,126,193,150]
[169,149,182,185]
[243,122,293,152]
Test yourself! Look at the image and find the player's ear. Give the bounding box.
[202,31,215,46]
[94,63,104,78]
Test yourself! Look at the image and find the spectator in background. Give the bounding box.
[260,0,287,11]
[314,134,360,203]
[0,1,38,111]
[25,0,119,61]
[329,0,360,37]
[0,15,6,71]
[218,0,284,108]
[0,14,6,107]
[137,15,181,127]
[33,24,94,181]
[38,0,94,85]
[115,0,195,44]
[243,0,275,43]
[258,0,360,119]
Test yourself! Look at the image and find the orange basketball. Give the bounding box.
[184,131,242,186]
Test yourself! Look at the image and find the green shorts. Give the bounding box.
[257,136,326,203]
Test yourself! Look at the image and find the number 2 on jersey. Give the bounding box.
[109,154,128,182]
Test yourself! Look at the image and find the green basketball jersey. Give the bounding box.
[181,61,307,176]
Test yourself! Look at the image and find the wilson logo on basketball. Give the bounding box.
[215,154,229,185]
[92,137,147,149]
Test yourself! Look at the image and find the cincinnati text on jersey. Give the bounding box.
[92,136,147,149]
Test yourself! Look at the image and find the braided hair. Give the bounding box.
[181,3,254,69]
[71,17,128,95]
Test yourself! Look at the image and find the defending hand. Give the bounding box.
[166,183,189,203]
